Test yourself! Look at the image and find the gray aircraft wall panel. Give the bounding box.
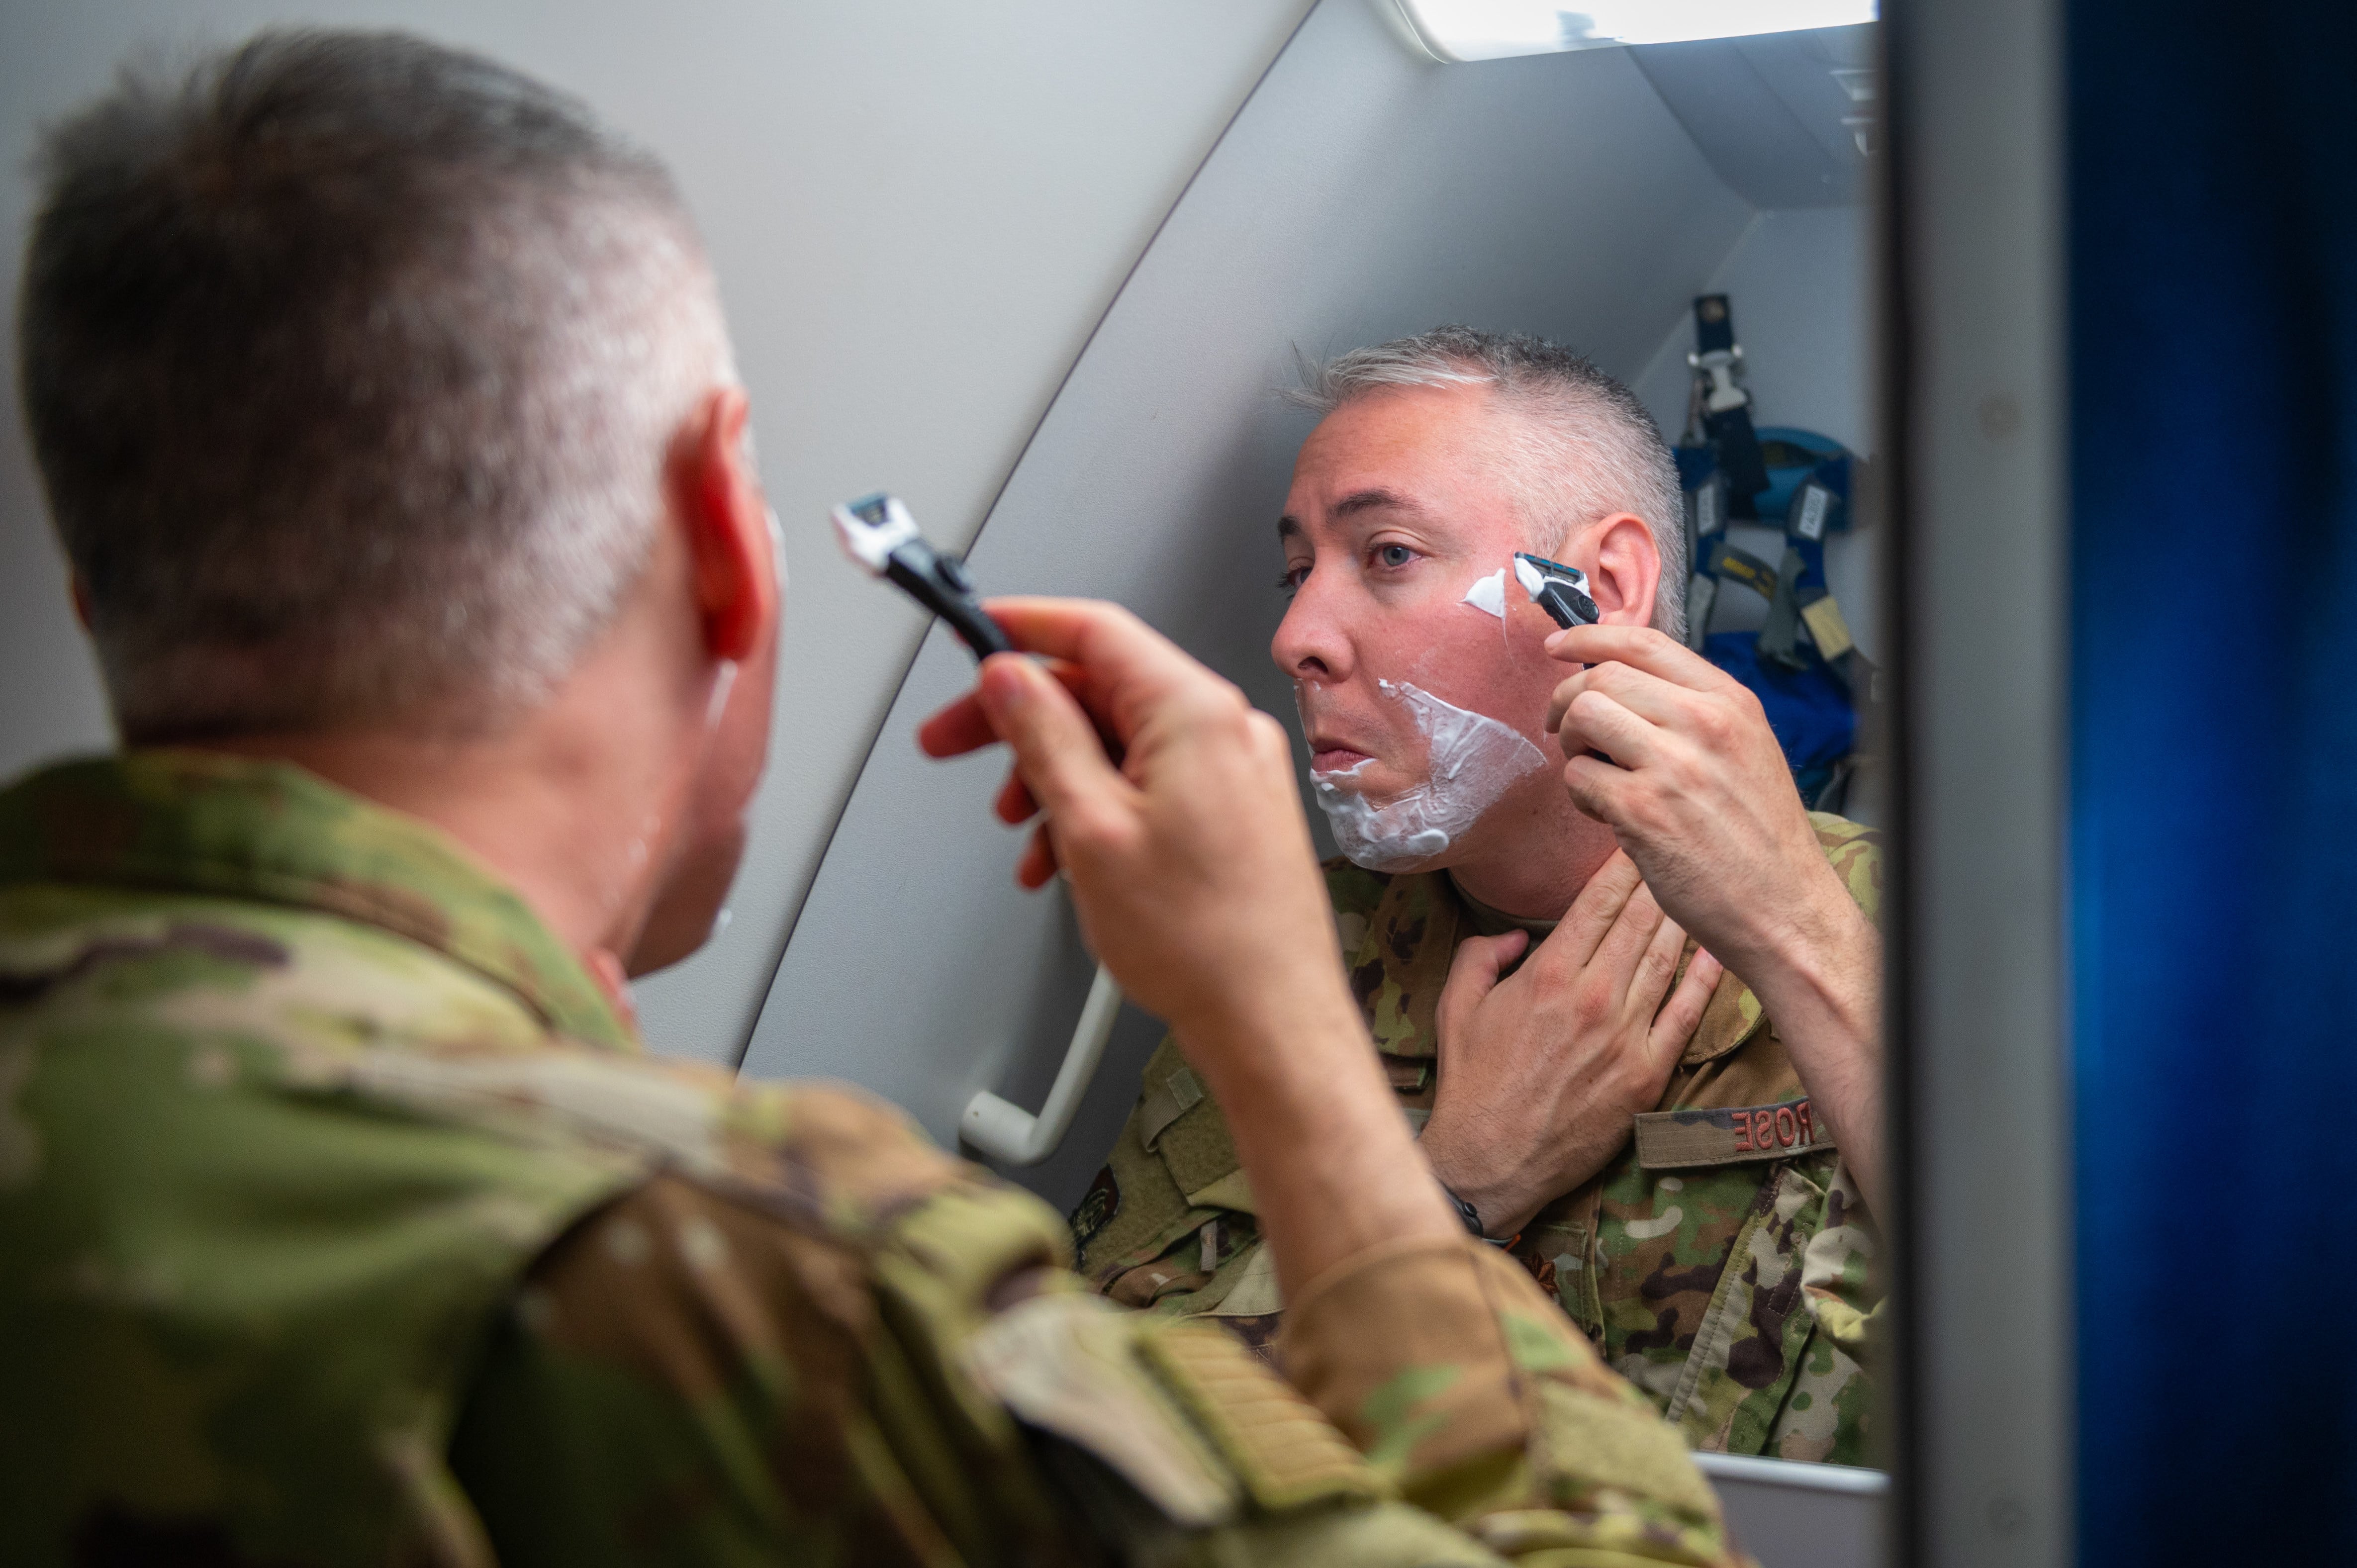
[744,0,1761,1205]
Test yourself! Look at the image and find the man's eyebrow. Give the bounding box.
[1275,488,1421,541]
[1331,487,1417,519]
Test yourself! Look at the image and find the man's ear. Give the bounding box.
[1584,513,1663,628]
[671,385,778,662]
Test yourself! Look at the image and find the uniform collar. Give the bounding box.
[1445,873,1559,941]
[0,749,637,1051]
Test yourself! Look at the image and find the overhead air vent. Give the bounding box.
[1629,25,1878,208]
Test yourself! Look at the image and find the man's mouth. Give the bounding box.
[1308,737,1375,775]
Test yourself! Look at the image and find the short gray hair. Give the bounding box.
[18,30,733,741]
[1292,327,1685,638]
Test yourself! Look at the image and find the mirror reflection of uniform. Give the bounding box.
[1073,331,1886,1465]
[0,32,1757,1568]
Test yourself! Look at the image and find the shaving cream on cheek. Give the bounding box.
[1461,568,1508,618]
[1307,679,1549,873]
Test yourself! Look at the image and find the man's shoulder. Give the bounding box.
[0,873,992,1246]
[0,876,552,1062]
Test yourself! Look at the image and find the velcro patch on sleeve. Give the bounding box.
[1633,1098,1832,1169]
[964,1293,1238,1526]
[1138,1320,1388,1513]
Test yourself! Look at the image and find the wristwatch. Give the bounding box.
[1439,1182,1519,1248]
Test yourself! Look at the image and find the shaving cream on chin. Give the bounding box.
[1308,679,1549,873]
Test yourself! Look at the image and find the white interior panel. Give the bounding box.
[0,0,1315,1066]
[745,0,1804,1206]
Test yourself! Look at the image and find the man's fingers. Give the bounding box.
[1554,690,1664,769]
[1650,948,1724,1063]
[993,767,1037,826]
[979,598,1216,736]
[920,656,1089,760]
[974,653,1135,833]
[1561,754,1629,827]
[917,690,998,759]
[1627,907,1691,1015]
[1535,849,1642,971]
[1016,821,1059,890]
[1437,930,1530,1051]
[1544,623,1748,699]
[1585,878,1671,990]
[1546,661,1698,738]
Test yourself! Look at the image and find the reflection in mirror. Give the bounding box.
[752,4,1887,1564]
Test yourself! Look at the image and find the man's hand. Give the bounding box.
[1543,626,1843,977]
[918,599,1337,1043]
[1542,624,1883,1213]
[918,598,1462,1289]
[1421,852,1722,1237]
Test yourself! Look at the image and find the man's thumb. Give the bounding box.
[1438,930,1528,1033]
[976,653,1122,823]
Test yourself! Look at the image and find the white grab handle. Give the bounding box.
[960,963,1123,1166]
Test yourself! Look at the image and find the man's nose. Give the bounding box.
[1270,572,1354,683]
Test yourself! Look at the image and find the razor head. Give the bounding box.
[1513,552,1601,628]
[831,491,921,575]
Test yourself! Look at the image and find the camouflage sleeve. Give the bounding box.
[445,1166,1077,1565]
[1800,816,1886,1363]
[446,1090,1501,1567]
[1281,1237,1748,1568]
[1809,812,1884,922]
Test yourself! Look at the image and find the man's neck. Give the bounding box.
[1437,784,1620,921]
[199,698,696,969]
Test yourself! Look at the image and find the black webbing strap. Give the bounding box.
[1690,295,1769,512]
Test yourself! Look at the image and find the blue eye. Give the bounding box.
[1375,544,1417,569]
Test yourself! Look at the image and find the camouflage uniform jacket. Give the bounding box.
[0,751,1751,1568]
[1073,815,1885,1466]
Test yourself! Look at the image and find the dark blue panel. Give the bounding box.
[2070,6,2357,1563]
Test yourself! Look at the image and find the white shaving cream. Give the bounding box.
[1461,568,1508,619]
[1308,680,1549,872]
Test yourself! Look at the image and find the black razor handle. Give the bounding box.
[884,544,1013,660]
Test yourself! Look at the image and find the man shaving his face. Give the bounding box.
[1071,327,1886,1466]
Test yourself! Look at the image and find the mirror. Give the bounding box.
[745,3,1889,1559]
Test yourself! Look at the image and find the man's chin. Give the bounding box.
[1309,758,1416,800]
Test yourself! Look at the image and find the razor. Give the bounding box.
[1513,552,1601,630]
[830,492,1014,660]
